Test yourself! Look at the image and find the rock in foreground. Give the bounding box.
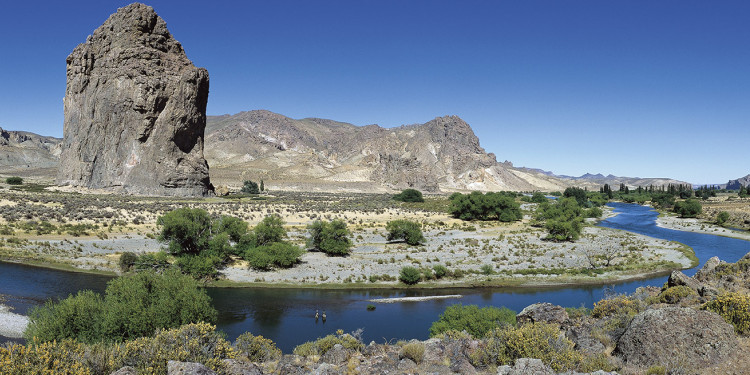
[58,3,213,196]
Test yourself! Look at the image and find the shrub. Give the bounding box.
[429,304,516,338]
[531,192,547,203]
[0,338,91,375]
[584,207,603,218]
[591,294,641,319]
[293,332,363,357]
[470,322,582,371]
[24,290,105,344]
[563,187,588,206]
[175,254,222,280]
[134,251,171,272]
[233,332,281,362]
[656,286,698,304]
[480,264,494,275]
[5,177,23,185]
[245,242,304,270]
[157,208,214,256]
[704,292,750,334]
[386,219,425,246]
[674,199,702,218]
[399,266,422,285]
[26,270,217,344]
[253,215,286,246]
[366,304,376,311]
[118,252,138,273]
[432,264,449,279]
[716,211,730,226]
[393,188,425,202]
[307,219,352,256]
[400,341,425,364]
[449,191,522,222]
[241,180,260,194]
[536,198,584,242]
[115,323,235,374]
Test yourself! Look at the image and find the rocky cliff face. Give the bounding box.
[726,174,750,190]
[205,110,567,192]
[57,3,213,196]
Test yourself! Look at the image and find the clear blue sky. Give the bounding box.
[1,1,748,184]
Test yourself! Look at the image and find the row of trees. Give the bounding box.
[449,191,522,222]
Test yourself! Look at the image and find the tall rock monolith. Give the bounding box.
[57,3,213,196]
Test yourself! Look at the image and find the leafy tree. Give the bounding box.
[241,180,260,194]
[260,180,265,192]
[674,199,702,218]
[740,185,748,198]
[307,219,352,256]
[118,252,138,273]
[245,242,304,270]
[449,192,522,222]
[5,177,22,185]
[25,269,216,344]
[253,215,286,246]
[716,211,730,226]
[432,264,449,279]
[157,208,214,256]
[429,304,516,338]
[393,188,425,202]
[386,219,425,246]
[213,216,248,243]
[530,192,547,203]
[563,187,587,206]
[399,266,422,285]
[535,197,584,242]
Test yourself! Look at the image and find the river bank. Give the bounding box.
[0,303,28,339]
[657,213,750,241]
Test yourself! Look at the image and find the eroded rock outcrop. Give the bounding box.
[57,3,213,196]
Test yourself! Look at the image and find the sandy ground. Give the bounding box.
[0,304,28,338]
[657,214,750,241]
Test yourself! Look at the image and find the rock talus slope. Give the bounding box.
[57,3,213,196]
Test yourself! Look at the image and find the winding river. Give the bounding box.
[1,203,748,351]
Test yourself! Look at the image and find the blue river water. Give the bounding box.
[1,203,748,351]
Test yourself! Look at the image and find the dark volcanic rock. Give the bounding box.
[57,3,213,196]
[614,307,738,369]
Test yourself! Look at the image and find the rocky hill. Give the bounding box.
[205,110,569,192]
[725,174,750,190]
[0,127,61,177]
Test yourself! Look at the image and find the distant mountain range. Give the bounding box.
[1,112,699,193]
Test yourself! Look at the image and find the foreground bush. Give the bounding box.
[233,332,281,362]
[0,338,91,375]
[470,322,582,371]
[386,219,425,246]
[25,270,217,344]
[704,292,750,334]
[293,331,363,357]
[429,304,516,338]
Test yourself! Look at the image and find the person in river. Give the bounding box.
[315,310,319,321]
[322,311,327,322]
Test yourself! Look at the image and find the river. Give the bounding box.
[1,203,748,351]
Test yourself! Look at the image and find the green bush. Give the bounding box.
[655,286,697,304]
[25,269,217,344]
[158,208,214,256]
[480,264,494,275]
[307,219,352,256]
[233,332,281,362]
[432,264,449,279]
[399,266,422,285]
[429,304,516,338]
[5,177,23,185]
[704,292,750,334]
[716,211,730,226]
[584,207,603,218]
[393,188,425,202]
[252,215,286,246]
[531,192,548,203]
[241,180,260,194]
[174,254,222,280]
[563,187,588,206]
[386,219,425,246]
[400,341,425,364]
[470,322,582,371]
[118,252,138,273]
[244,242,303,270]
[0,338,92,374]
[293,331,363,357]
[24,290,106,344]
[134,251,171,272]
[674,199,702,218]
[449,191,522,222]
[536,198,584,242]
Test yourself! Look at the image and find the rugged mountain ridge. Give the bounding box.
[56,3,213,197]
[518,167,692,189]
[0,128,61,177]
[204,110,567,192]
[725,174,750,190]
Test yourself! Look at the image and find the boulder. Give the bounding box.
[320,343,351,365]
[58,3,213,196]
[666,270,702,292]
[110,367,137,375]
[614,307,738,369]
[497,358,554,375]
[516,303,569,325]
[221,359,263,375]
[167,361,216,375]
[694,256,724,281]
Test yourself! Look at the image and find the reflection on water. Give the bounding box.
[1,203,748,351]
